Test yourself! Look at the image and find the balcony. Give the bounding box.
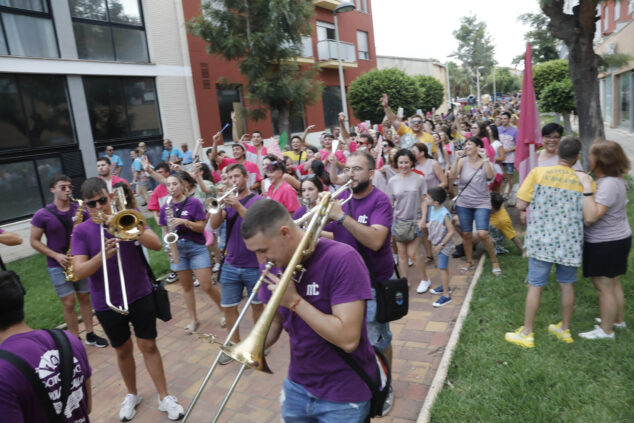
[316,39,358,69]
[280,36,315,65]
[313,0,341,11]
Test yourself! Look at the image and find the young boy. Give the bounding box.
[422,187,455,307]
[489,192,524,255]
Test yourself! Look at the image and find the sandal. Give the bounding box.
[425,256,434,264]
[492,263,502,275]
[185,321,200,334]
[459,261,474,273]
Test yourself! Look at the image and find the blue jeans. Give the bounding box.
[219,263,261,307]
[48,266,90,298]
[281,378,370,423]
[455,206,491,232]
[528,258,577,287]
[437,252,449,270]
[170,239,211,272]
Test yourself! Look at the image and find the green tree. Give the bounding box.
[540,79,576,134]
[486,68,521,95]
[448,61,471,98]
[540,0,605,165]
[413,75,444,113]
[187,0,322,135]
[451,15,496,99]
[512,12,560,65]
[348,68,423,123]
[532,59,569,98]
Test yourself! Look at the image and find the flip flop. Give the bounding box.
[185,321,200,334]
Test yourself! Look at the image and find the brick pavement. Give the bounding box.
[84,253,478,423]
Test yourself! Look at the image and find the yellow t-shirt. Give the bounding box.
[283,150,307,164]
[397,125,437,153]
[490,205,516,240]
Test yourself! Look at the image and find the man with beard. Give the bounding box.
[325,150,396,415]
[97,157,129,193]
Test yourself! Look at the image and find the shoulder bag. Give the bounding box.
[450,161,484,214]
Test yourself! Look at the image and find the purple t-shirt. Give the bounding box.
[498,125,518,164]
[159,197,206,245]
[293,205,309,221]
[225,194,263,268]
[31,203,88,268]
[71,219,152,311]
[0,330,91,422]
[258,238,375,402]
[324,188,394,281]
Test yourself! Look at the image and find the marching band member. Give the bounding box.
[71,178,184,421]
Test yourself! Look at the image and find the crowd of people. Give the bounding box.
[0,91,631,422]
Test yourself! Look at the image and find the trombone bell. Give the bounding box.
[220,336,272,374]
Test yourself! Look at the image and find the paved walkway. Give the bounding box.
[82,252,479,423]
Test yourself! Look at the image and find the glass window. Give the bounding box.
[0,0,48,13]
[84,76,162,141]
[362,0,368,13]
[36,157,62,203]
[604,77,613,126]
[615,0,621,21]
[73,21,115,60]
[0,74,74,150]
[0,27,7,54]
[69,0,107,20]
[112,26,147,62]
[0,161,42,221]
[619,72,631,128]
[1,13,57,58]
[216,85,241,141]
[322,86,342,129]
[108,0,141,25]
[357,30,369,60]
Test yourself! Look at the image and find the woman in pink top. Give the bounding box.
[263,154,300,214]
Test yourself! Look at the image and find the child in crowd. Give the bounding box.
[489,192,524,255]
[422,187,455,307]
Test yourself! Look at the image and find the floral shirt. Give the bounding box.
[517,165,585,266]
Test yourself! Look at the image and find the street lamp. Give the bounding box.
[475,66,486,108]
[334,2,355,132]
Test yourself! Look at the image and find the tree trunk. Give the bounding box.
[561,111,572,135]
[555,113,561,124]
[278,105,291,139]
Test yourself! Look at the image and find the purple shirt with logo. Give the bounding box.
[31,203,88,268]
[258,238,375,402]
[0,330,91,422]
[225,194,263,268]
[71,219,152,311]
[324,188,394,281]
[159,197,207,245]
[497,125,518,164]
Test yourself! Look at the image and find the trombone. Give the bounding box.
[294,179,354,226]
[93,187,146,315]
[183,193,336,422]
[204,185,238,214]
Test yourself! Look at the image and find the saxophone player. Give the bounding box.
[29,174,108,347]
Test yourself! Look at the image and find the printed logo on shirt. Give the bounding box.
[181,211,189,216]
[306,282,320,296]
[357,214,368,224]
[36,349,85,418]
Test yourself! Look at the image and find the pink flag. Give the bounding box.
[515,44,543,185]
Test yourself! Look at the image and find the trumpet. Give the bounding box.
[184,193,335,422]
[95,187,147,315]
[294,179,354,227]
[204,185,238,214]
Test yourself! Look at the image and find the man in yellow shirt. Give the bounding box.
[380,93,436,157]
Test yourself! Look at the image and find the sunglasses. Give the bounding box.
[85,196,108,208]
[411,120,423,124]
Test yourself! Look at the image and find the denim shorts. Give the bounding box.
[48,266,90,298]
[217,221,227,251]
[170,238,211,272]
[437,252,449,270]
[455,206,491,232]
[528,258,577,287]
[281,377,370,423]
[219,262,261,307]
[503,163,515,173]
[366,287,392,351]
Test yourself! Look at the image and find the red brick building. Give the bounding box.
[182,0,377,142]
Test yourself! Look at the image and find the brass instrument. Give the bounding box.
[163,195,180,264]
[294,179,354,227]
[184,193,336,422]
[204,185,238,214]
[96,187,147,315]
[63,198,86,282]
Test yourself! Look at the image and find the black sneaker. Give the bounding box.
[85,332,109,348]
[166,272,178,284]
[452,243,465,258]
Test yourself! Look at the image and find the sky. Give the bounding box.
[371,0,543,68]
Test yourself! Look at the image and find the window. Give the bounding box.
[362,0,368,13]
[357,30,369,60]
[322,86,342,129]
[603,4,609,32]
[216,85,241,141]
[316,21,335,41]
[83,76,161,141]
[619,72,631,128]
[0,0,58,58]
[615,0,621,21]
[629,0,634,15]
[0,74,75,150]
[70,0,149,62]
[604,77,613,126]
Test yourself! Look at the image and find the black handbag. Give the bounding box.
[136,245,172,322]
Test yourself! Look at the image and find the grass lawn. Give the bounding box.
[431,182,634,422]
[9,217,171,329]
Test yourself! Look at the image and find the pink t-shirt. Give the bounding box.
[242,143,268,167]
[267,181,299,213]
[147,183,168,212]
[219,157,263,188]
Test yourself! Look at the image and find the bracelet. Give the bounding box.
[290,297,302,313]
[583,192,593,196]
[337,214,346,225]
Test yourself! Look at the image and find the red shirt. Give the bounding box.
[147,183,168,212]
[219,158,263,187]
[267,181,299,213]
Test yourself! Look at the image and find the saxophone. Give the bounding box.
[163,196,180,264]
[64,199,86,282]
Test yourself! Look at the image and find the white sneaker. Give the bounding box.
[212,262,221,272]
[408,258,414,267]
[193,278,200,287]
[392,254,399,265]
[119,393,142,421]
[158,395,185,420]
[595,317,627,329]
[382,385,394,416]
[579,325,615,340]
[416,280,431,294]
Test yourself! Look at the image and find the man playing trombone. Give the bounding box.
[71,178,185,421]
[242,199,376,422]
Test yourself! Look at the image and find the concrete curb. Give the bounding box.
[416,254,487,423]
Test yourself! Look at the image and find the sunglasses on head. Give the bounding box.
[85,196,108,208]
